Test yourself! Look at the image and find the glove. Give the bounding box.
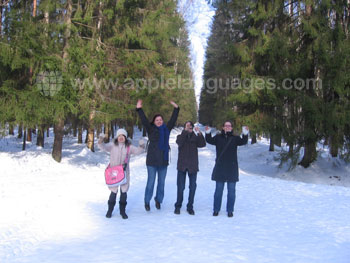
[242,126,249,135]
[139,139,146,148]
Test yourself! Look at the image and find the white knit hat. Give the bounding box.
[116,128,128,138]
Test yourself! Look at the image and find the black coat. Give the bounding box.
[136,107,179,166]
[206,130,248,182]
[176,130,206,174]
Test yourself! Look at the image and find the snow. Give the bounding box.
[0,127,350,263]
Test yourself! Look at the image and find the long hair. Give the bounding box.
[114,135,131,146]
[151,114,164,125]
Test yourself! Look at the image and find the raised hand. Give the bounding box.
[194,126,200,132]
[170,101,179,108]
[242,126,249,135]
[136,99,142,109]
[98,133,106,143]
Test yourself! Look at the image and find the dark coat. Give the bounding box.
[206,130,248,182]
[176,130,206,174]
[136,107,179,166]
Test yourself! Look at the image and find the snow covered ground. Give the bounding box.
[0,127,350,263]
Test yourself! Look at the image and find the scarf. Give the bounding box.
[157,124,170,161]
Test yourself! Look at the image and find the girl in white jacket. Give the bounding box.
[98,128,145,219]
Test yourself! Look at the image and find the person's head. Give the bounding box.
[222,121,233,133]
[152,114,164,127]
[184,121,194,132]
[114,128,130,146]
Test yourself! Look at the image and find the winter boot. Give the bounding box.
[106,192,117,218]
[119,192,128,219]
[106,201,116,218]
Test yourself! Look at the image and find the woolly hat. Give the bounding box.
[116,128,128,138]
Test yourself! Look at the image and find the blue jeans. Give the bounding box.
[174,170,197,210]
[213,181,236,213]
[145,165,168,204]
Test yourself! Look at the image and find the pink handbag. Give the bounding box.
[104,146,130,187]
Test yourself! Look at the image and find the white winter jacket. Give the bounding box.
[98,139,145,193]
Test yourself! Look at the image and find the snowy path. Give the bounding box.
[0,129,350,263]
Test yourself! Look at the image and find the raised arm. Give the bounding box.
[205,127,217,145]
[176,131,188,148]
[167,101,180,130]
[129,140,146,155]
[237,126,249,146]
[136,100,151,134]
[97,135,113,152]
[236,135,248,146]
[196,132,206,148]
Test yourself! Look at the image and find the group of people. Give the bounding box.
[97,99,249,219]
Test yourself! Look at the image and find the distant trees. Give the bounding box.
[199,0,350,167]
[0,0,197,162]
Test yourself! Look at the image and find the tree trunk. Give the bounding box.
[36,125,45,147]
[269,135,274,151]
[330,134,339,157]
[9,124,14,135]
[32,0,37,17]
[18,124,23,138]
[47,127,50,137]
[288,142,294,156]
[142,128,147,137]
[299,140,317,168]
[86,110,95,152]
[111,121,115,138]
[97,124,102,138]
[126,120,133,139]
[73,118,78,137]
[251,134,257,144]
[27,128,32,142]
[104,122,110,142]
[78,125,83,144]
[22,129,27,151]
[274,133,282,147]
[52,118,65,162]
[0,4,3,36]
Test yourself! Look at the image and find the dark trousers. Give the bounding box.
[174,170,197,210]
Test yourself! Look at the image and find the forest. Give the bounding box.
[199,0,350,167]
[0,0,197,162]
[1,0,350,168]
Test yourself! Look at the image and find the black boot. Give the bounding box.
[106,201,116,218]
[106,192,117,218]
[119,192,128,219]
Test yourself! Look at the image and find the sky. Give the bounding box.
[177,0,216,105]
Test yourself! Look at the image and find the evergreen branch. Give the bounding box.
[72,21,95,29]
[79,36,157,53]
[0,0,10,7]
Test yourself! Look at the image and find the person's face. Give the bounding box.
[118,135,126,143]
[185,122,193,132]
[223,122,233,133]
[154,116,164,127]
